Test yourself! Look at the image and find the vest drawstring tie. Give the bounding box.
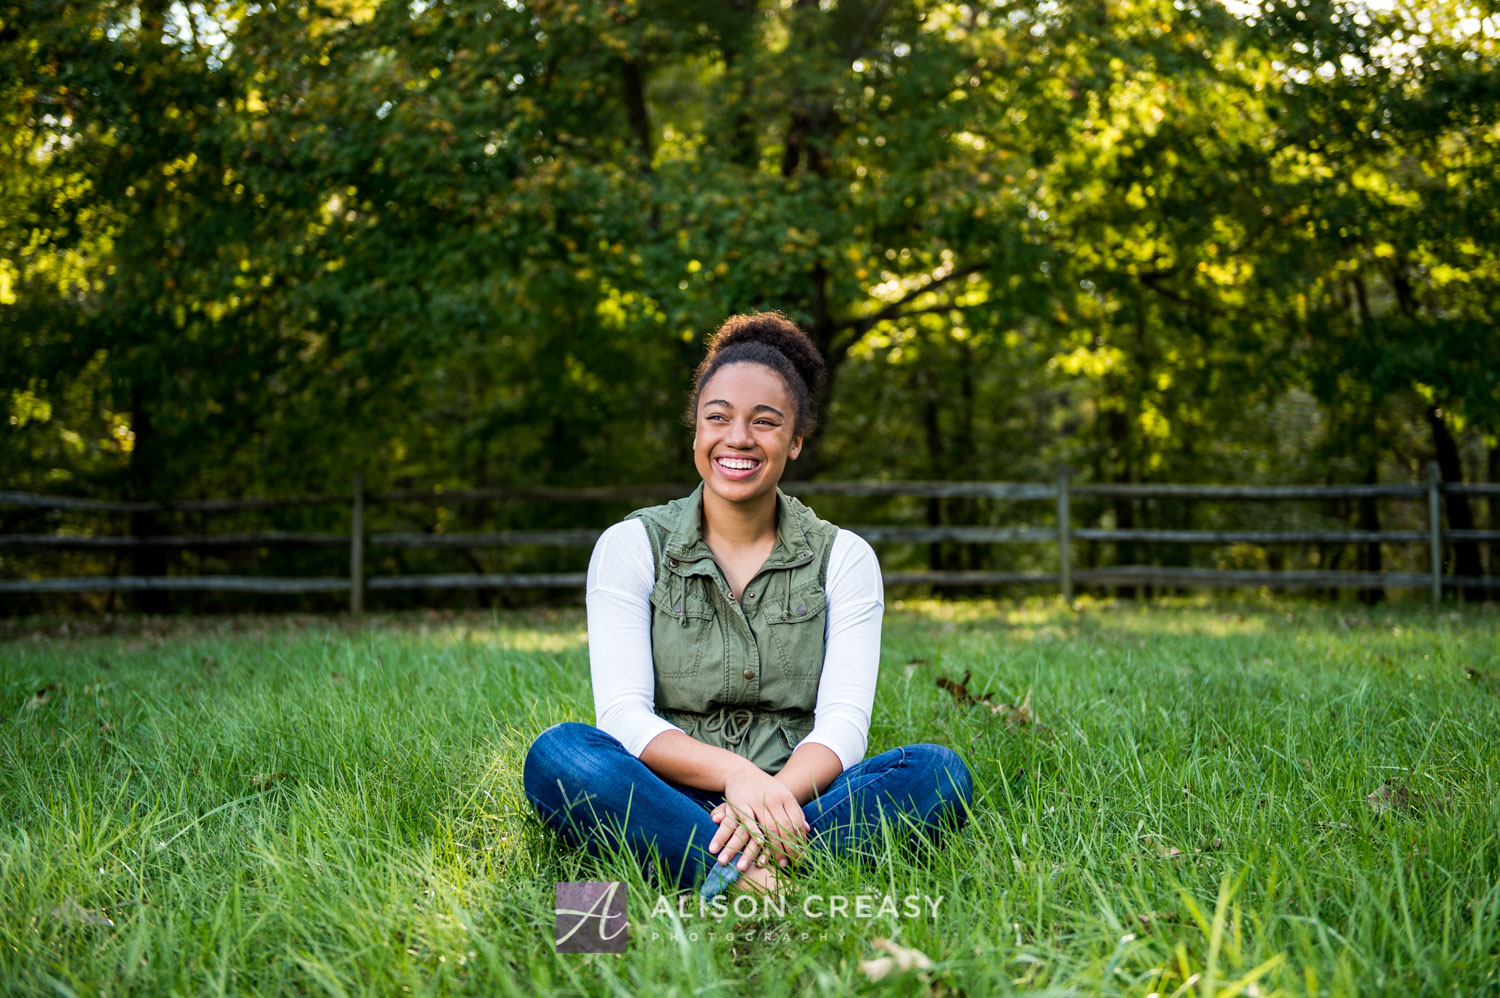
[703,706,754,747]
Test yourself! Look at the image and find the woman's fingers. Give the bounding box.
[735,828,764,870]
[765,804,806,866]
[712,802,765,866]
[743,802,799,869]
[708,806,737,854]
[719,819,760,867]
[709,806,811,870]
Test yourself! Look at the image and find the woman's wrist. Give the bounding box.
[773,743,844,806]
[718,755,768,792]
[771,770,815,807]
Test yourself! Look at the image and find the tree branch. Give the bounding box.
[848,0,896,60]
[833,262,988,338]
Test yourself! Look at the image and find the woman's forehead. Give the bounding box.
[699,362,793,408]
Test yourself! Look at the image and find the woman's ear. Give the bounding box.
[790,434,804,461]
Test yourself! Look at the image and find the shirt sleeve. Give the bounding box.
[794,529,883,770]
[586,519,678,757]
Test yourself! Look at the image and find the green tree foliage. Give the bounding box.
[2,0,1497,599]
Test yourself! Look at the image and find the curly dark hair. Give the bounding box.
[687,311,828,438]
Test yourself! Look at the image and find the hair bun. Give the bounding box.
[705,312,827,400]
[690,311,828,437]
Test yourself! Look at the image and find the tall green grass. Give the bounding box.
[2,598,1497,996]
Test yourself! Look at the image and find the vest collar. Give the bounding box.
[664,482,817,574]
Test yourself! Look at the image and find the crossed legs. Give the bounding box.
[522,722,974,896]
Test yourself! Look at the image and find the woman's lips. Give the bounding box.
[714,455,761,481]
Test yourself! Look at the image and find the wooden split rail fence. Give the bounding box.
[2,465,1498,612]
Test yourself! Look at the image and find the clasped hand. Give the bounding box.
[708,766,810,871]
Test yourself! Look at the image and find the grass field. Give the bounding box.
[2,598,1497,996]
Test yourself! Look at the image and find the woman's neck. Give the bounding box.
[700,487,778,549]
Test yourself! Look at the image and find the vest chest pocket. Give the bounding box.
[761,583,827,680]
[649,584,719,678]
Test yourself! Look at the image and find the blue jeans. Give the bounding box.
[522,722,974,898]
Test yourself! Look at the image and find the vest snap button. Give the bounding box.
[743,669,754,680]
[668,558,678,568]
[796,605,807,615]
[747,592,755,599]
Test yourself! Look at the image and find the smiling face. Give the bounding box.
[693,362,803,506]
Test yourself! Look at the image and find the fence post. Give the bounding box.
[1057,464,1073,605]
[1427,461,1442,607]
[351,470,365,618]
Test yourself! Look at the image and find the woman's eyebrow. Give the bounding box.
[701,399,785,418]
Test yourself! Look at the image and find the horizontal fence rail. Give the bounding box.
[3,464,1497,608]
[1070,483,1428,499]
[9,526,1500,552]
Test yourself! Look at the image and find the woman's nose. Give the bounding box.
[727,418,754,446]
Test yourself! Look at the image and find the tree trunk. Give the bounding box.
[922,393,947,573]
[786,264,838,481]
[1357,460,1384,605]
[620,57,653,169]
[1427,406,1483,597]
[1489,444,1499,582]
[127,387,170,613]
[714,0,761,155]
[1108,406,1136,598]
[956,339,983,571]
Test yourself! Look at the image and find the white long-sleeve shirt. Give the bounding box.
[585,518,883,771]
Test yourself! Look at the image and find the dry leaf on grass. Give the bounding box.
[248,772,291,790]
[1366,781,1412,815]
[1133,910,1178,933]
[1153,840,1184,860]
[937,672,1043,729]
[991,689,1034,726]
[1142,836,1223,860]
[50,899,114,927]
[1463,666,1496,688]
[936,670,993,707]
[1366,779,1450,815]
[858,937,935,982]
[24,685,56,711]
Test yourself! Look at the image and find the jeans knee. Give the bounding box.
[523,722,600,802]
[912,743,974,810]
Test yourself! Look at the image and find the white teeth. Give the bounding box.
[718,457,758,470]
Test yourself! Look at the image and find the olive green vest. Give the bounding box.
[627,483,841,774]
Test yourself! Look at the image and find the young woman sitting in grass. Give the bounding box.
[523,311,974,901]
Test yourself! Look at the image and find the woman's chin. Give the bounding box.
[706,477,776,505]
